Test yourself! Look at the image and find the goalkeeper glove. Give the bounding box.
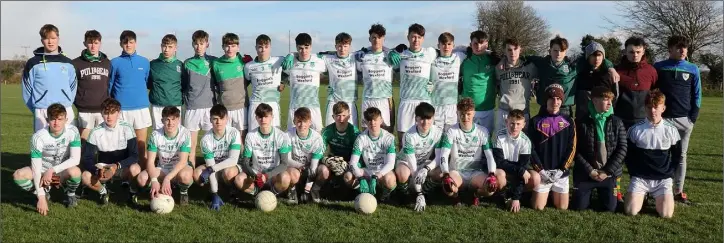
[442,173,456,195]
[388,51,401,67]
[255,173,268,189]
[485,173,498,192]
[369,175,378,195]
[358,178,370,194]
[282,54,294,70]
[210,193,224,211]
[199,167,214,184]
[242,54,253,64]
[551,169,564,182]
[414,167,429,185]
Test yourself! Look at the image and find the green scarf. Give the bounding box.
[588,101,613,141]
[82,49,101,62]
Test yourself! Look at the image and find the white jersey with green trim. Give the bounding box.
[432,51,466,106]
[243,127,292,173]
[284,55,327,109]
[493,128,531,162]
[30,124,81,171]
[440,123,491,171]
[245,56,284,103]
[399,47,437,102]
[287,127,325,167]
[356,50,394,100]
[398,125,443,165]
[200,127,242,163]
[321,53,357,103]
[352,129,397,173]
[147,126,192,170]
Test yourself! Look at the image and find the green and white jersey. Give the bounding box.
[399,125,443,166]
[321,53,357,103]
[352,129,396,172]
[356,50,394,100]
[200,127,242,163]
[287,127,325,167]
[284,55,327,109]
[493,128,531,162]
[432,51,466,106]
[243,127,292,173]
[147,126,191,170]
[399,47,437,102]
[30,124,81,171]
[245,56,284,103]
[440,123,492,171]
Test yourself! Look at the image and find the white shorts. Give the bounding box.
[34,106,76,132]
[473,110,495,135]
[434,104,457,129]
[76,111,103,129]
[227,108,247,131]
[361,99,391,127]
[325,100,358,127]
[397,100,428,132]
[397,159,433,173]
[184,108,212,132]
[120,108,152,130]
[495,109,530,132]
[248,102,281,131]
[460,170,486,188]
[627,177,673,198]
[151,105,182,130]
[287,106,323,132]
[534,175,570,194]
[236,164,287,178]
[157,164,192,177]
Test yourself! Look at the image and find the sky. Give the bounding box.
[1,1,626,60]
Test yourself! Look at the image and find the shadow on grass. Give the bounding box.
[317,202,356,213]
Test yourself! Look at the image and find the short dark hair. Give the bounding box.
[255,103,273,118]
[667,35,690,49]
[256,34,271,45]
[293,107,312,123]
[47,103,67,120]
[161,34,177,45]
[210,104,228,118]
[507,109,526,121]
[161,106,181,119]
[504,38,520,48]
[549,35,569,51]
[119,30,137,44]
[457,97,475,112]
[101,98,121,114]
[192,30,209,43]
[295,33,312,46]
[369,24,386,37]
[414,102,435,119]
[335,32,352,45]
[222,33,239,46]
[84,30,102,43]
[332,101,350,115]
[408,23,425,37]
[470,30,488,43]
[39,24,59,38]
[438,32,454,44]
[363,107,382,122]
[624,36,646,48]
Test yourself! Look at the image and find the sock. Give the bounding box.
[99,185,107,195]
[422,179,440,194]
[128,182,137,194]
[64,177,81,196]
[178,182,191,195]
[14,179,34,192]
[380,185,396,198]
[397,181,409,194]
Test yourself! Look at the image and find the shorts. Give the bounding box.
[184,108,212,132]
[460,170,486,188]
[157,163,193,177]
[627,177,673,198]
[227,108,247,131]
[397,159,433,173]
[397,100,428,132]
[473,110,495,134]
[77,111,103,129]
[151,105,182,130]
[361,98,391,127]
[325,100,358,127]
[434,104,457,129]
[287,106,323,132]
[34,106,76,132]
[534,175,570,194]
[248,102,281,131]
[237,164,287,185]
[495,108,530,132]
[120,108,152,130]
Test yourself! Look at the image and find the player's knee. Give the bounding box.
[530,171,541,186]
[343,172,355,187]
[12,168,30,180]
[317,165,330,180]
[384,173,397,188]
[287,168,300,183]
[128,163,141,176]
[533,204,546,211]
[81,171,93,185]
[67,166,81,177]
[179,168,193,184]
[223,168,237,182]
[136,171,149,186]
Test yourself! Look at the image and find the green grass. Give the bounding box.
[2,84,722,242]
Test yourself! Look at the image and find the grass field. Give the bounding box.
[1,84,722,242]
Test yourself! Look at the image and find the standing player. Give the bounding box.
[493,109,534,213]
[281,33,327,132]
[431,32,466,130]
[320,32,359,127]
[245,34,285,131]
[148,34,184,130]
[285,108,326,204]
[23,24,77,132]
[319,101,360,200]
[459,30,499,133]
[574,42,618,119]
[344,107,398,202]
[495,38,537,132]
[394,102,443,211]
[13,104,81,215]
[72,30,111,143]
[136,106,194,205]
[212,33,249,140]
[615,36,657,129]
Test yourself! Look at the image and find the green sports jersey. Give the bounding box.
[460,53,497,111]
[356,50,394,100]
[321,53,357,103]
[200,127,242,163]
[439,123,492,171]
[399,47,437,101]
[245,56,284,103]
[147,126,191,170]
[149,54,184,106]
[30,124,81,170]
[243,127,292,173]
[284,55,326,109]
[352,129,396,172]
[212,54,247,110]
[321,123,360,161]
[288,127,325,167]
[399,125,443,166]
[432,52,466,106]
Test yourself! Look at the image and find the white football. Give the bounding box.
[150,194,175,214]
[354,193,377,214]
[255,190,277,212]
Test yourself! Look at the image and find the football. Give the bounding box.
[255,190,278,212]
[150,194,175,214]
[354,193,377,214]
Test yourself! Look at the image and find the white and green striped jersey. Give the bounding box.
[243,127,292,173]
[493,128,531,162]
[200,127,242,163]
[398,125,443,166]
[30,124,81,171]
[287,127,325,167]
[284,55,327,109]
[147,126,192,170]
[245,56,284,103]
[432,51,466,106]
[399,47,437,101]
[352,129,397,173]
[356,50,394,100]
[321,53,357,103]
[439,123,492,171]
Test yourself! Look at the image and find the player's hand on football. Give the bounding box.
[161,179,172,196]
[414,168,429,185]
[486,173,498,192]
[551,169,564,181]
[509,199,521,213]
[36,196,49,216]
[150,180,161,198]
[522,170,531,185]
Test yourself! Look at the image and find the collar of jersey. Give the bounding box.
[256,56,272,63]
[645,118,663,127]
[164,127,180,140]
[416,126,430,138]
[296,128,312,140]
[335,124,350,135]
[48,126,66,138]
[258,128,274,138]
[213,129,227,141]
[460,124,476,134]
[103,122,118,130]
[366,130,382,141]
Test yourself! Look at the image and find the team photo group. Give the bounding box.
[15,21,701,219]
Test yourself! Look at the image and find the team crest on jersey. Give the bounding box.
[561,65,569,73]
[558,121,566,128]
[310,62,315,68]
[236,65,242,71]
[176,66,181,72]
[682,73,690,81]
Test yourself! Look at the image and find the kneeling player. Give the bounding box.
[136,106,193,205]
[13,103,82,215]
[435,97,504,206]
[194,104,243,211]
[394,102,443,211]
[493,109,535,213]
[285,107,326,204]
[343,107,397,202]
[81,98,141,205]
[319,102,360,200]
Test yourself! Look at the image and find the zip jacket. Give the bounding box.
[22,46,77,110]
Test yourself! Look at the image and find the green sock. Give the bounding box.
[397,181,409,194]
[178,182,192,195]
[14,179,33,192]
[64,177,81,196]
[422,179,440,194]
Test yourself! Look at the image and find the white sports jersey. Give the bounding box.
[399,125,443,166]
[30,124,81,170]
[243,127,292,173]
[432,51,466,106]
[287,127,325,167]
[493,128,531,162]
[321,53,357,103]
[148,126,192,170]
[399,47,437,101]
[201,127,242,163]
[352,129,396,173]
[245,56,284,103]
[284,55,327,109]
[440,123,492,171]
[87,121,136,154]
[356,50,394,100]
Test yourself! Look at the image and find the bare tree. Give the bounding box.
[605,1,723,61]
[475,1,551,56]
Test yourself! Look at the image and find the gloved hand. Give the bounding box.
[199,167,214,184]
[442,173,456,195]
[539,170,552,184]
[242,54,253,64]
[354,47,369,61]
[414,167,429,185]
[369,175,378,195]
[210,193,224,211]
[550,169,564,182]
[414,194,426,212]
[255,173,268,189]
[485,173,498,192]
[426,81,434,93]
[282,54,294,70]
[358,177,370,193]
[388,51,401,67]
